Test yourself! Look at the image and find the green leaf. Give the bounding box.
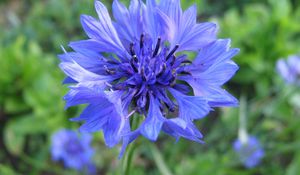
[289,93,300,109]
[4,115,48,155]
[0,164,19,175]
[286,153,300,175]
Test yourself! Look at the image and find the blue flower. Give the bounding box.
[276,55,300,86]
[233,136,264,168]
[51,129,95,173]
[59,0,239,157]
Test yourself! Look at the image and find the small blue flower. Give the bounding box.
[59,0,239,157]
[51,129,95,173]
[233,136,264,168]
[276,55,300,86]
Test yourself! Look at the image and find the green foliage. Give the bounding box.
[216,0,300,97]
[2,0,96,53]
[0,37,72,173]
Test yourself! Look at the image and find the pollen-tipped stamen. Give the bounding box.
[104,65,116,75]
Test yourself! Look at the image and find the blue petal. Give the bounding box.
[159,0,217,51]
[103,110,127,147]
[180,39,239,107]
[62,77,77,84]
[143,0,158,40]
[105,90,132,118]
[128,0,143,39]
[94,1,121,41]
[119,129,140,158]
[71,103,112,132]
[112,0,143,43]
[68,39,105,53]
[63,82,106,108]
[58,48,109,85]
[112,0,132,41]
[155,8,175,41]
[206,88,239,107]
[186,40,239,84]
[71,102,110,122]
[66,88,130,147]
[179,5,196,35]
[191,39,234,69]
[139,95,165,141]
[159,0,182,26]
[190,61,239,86]
[162,118,204,143]
[80,15,104,40]
[59,51,106,75]
[143,0,174,42]
[93,1,128,57]
[169,88,211,121]
[69,39,128,61]
[181,77,239,107]
[176,22,217,51]
[59,61,115,83]
[169,4,196,49]
[76,1,129,59]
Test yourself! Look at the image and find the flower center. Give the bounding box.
[104,34,191,114]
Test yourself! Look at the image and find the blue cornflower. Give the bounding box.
[276,55,300,86]
[233,136,264,168]
[59,0,239,156]
[51,129,95,173]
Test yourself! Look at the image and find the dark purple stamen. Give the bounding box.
[170,75,177,86]
[106,60,119,65]
[152,37,161,57]
[166,44,179,60]
[130,57,138,72]
[165,102,176,112]
[130,43,135,56]
[170,56,176,65]
[182,60,192,64]
[140,34,144,49]
[179,71,192,75]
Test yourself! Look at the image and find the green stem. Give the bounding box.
[238,95,248,144]
[122,143,136,175]
[149,144,173,175]
[122,114,142,175]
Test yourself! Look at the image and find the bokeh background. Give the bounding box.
[0,0,300,174]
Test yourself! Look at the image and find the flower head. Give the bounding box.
[51,129,95,172]
[276,55,300,86]
[233,136,264,168]
[59,0,239,157]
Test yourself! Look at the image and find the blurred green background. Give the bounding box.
[0,0,300,174]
